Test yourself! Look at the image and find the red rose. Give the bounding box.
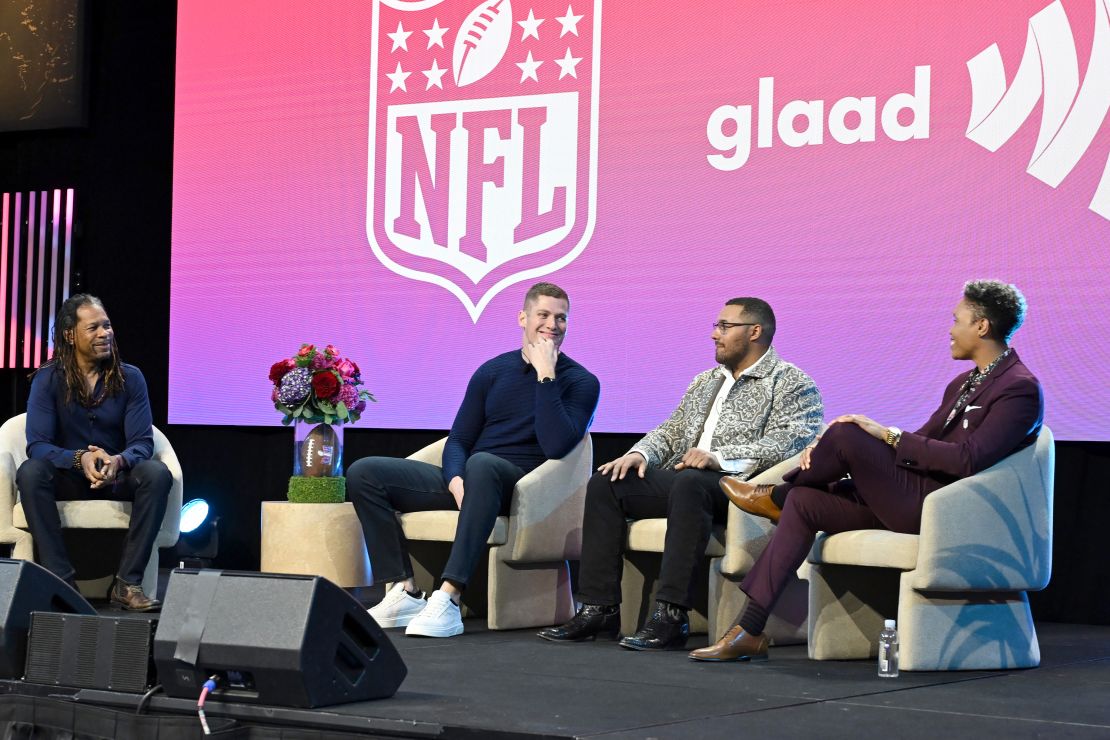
[312,370,341,400]
[269,359,296,384]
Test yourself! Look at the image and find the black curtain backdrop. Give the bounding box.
[0,1,1105,624]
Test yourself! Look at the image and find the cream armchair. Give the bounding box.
[806,426,1054,670]
[399,434,591,630]
[0,413,182,597]
[708,450,812,642]
[620,447,812,640]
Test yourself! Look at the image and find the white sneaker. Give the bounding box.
[404,590,464,637]
[368,583,427,628]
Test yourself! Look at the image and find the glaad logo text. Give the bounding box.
[705,67,931,171]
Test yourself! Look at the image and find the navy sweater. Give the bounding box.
[441,350,600,483]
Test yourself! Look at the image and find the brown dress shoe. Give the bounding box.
[109,578,161,612]
[719,478,780,523]
[689,625,769,662]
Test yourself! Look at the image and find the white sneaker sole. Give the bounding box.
[405,621,464,638]
[370,611,422,629]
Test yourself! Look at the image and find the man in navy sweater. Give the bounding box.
[18,294,171,611]
[348,283,600,637]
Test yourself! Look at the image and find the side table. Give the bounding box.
[260,501,372,587]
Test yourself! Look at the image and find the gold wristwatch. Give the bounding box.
[884,426,902,448]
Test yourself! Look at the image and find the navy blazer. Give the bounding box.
[896,350,1043,484]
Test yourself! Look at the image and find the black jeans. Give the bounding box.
[16,458,173,584]
[575,467,728,610]
[347,453,524,587]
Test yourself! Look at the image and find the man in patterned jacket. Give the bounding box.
[538,297,823,650]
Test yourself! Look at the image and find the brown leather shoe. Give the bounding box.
[109,578,161,612]
[719,478,780,523]
[688,625,769,662]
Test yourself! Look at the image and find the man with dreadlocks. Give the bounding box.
[16,294,170,611]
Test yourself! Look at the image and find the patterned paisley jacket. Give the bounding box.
[630,347,823,479]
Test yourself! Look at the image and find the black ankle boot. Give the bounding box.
[618,601,689,651]
[537,603,621,642]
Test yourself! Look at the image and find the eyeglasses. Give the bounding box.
[712,321,757,332]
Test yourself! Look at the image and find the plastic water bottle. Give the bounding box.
[878,619,899,678]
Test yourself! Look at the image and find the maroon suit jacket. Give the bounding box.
[896,350,1043,484]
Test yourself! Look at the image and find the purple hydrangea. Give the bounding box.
[338,383,359,409]
[278,367,312,406]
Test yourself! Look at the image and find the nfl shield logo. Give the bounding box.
[367,0,601,320]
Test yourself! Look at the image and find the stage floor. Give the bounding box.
[323,619,1110,738]
[12,607,1109,739]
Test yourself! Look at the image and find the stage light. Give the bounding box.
[179,499,209,534]
[174,499,219,567]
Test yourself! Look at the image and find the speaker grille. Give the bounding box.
[23,613,63,681]
[24,612,156,692]
[110,620,157,691]
[74,617,99,684]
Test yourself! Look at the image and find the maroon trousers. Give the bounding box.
[739,421,944,613]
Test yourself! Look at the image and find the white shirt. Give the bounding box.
[696,351,775,474]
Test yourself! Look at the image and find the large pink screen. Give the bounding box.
[171,0,1110,440]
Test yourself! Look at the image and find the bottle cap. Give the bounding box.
[884,619,896,629]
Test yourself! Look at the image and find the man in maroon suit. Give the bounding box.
[692,280,1044,662]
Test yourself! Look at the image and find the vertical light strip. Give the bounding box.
[10,193,22,369]
[62,190,73,306]
[22,191,36,369]
[34,191,47,367]
[0,193,8,369]
[47,190,62,361]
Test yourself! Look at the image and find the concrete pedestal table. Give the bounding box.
[260,501,371,587]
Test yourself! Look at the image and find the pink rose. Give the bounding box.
[324,344,340,357]
[334,358,356,380]
[297,344,315,357]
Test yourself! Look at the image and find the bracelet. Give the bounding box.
[72,449,87,471]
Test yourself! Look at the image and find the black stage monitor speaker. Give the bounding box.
[24,612,158,692]
[0,558,95,678]
[153,569,407,708]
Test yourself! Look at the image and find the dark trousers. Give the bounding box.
[347,453,524,587]
[740,422,942,613]
[575,468,728,610]
[16,458,173,584]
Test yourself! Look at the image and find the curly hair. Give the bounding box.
[963,280,1027,343]
[43,294,125,406]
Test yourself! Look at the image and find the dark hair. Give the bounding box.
[46,294,124,406]
[725,297,776,343]
[963,280,1026,343]
[523,282,570,310]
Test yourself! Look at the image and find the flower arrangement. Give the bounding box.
[269,344,375,425]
